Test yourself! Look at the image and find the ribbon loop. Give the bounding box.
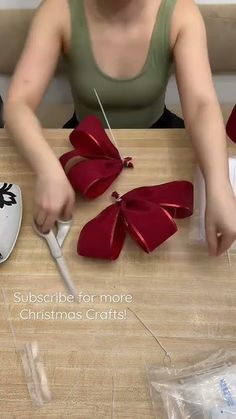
[78,181,194,260]
[60,116,134,198]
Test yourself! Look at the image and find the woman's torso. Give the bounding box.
[60,0,180,128]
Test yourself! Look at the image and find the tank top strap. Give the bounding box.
[67,0,86,53]
[151,0,177,60]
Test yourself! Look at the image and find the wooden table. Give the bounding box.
[0,128,236,419]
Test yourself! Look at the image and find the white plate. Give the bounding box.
[0,183,22,263]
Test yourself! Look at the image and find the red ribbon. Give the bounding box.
[226,105,236,143]
[78,181,193,260]
[60,115,133,198]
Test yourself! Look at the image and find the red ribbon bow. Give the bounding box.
[226,105,236,143]
[60,115,133,198]
[78,181,193,260]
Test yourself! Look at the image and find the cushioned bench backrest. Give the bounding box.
[201,5,236,73]
[0,5,235,75]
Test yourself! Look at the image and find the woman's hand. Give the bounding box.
[205,185,236,256]
[34,170,75,233]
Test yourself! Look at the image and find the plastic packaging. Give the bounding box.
[20,341,51,408]
[1,289,51,409]
[149,350,236,419]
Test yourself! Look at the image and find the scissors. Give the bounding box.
[33,219,77,298]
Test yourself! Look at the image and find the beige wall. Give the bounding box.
[0,0,235,110]
[0,0,236,6]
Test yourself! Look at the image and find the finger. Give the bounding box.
[35,210,47,228]
[41,212,58,234]
[217,232,235,256]
[62,197,75,221]
[205,225,218,256]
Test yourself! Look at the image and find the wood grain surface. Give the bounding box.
[0,128,236,419]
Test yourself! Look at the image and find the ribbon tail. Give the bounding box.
[78,204,126,260]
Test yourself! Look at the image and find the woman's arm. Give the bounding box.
[173,0,236,256]
[4,0,75,233]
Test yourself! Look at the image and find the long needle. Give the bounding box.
[127,307,172,367]
[93,88,121,154]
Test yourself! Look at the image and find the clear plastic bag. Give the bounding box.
[20,341,52,408]
[1,289,51,409]
[149,350,236,419]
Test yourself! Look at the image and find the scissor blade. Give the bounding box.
[56,220,72,247]
[56,257,77,298]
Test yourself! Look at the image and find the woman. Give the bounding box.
[4,0,236,256]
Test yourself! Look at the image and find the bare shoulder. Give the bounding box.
[32,0,71,52]
[170,0,206,49]
[34,0,67,23]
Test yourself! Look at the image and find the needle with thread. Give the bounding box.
[127,307,172,369]
[93,88,122,158]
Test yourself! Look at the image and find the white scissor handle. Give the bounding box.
[32,222,62,258]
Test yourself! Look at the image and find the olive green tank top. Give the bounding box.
[64,0,177,128]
